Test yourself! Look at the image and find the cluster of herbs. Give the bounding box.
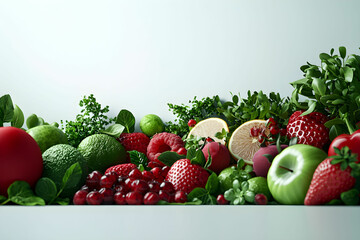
[165,96,220,137]
[0,163,82,206]
[61,94,115,147]
[290,46,360,138]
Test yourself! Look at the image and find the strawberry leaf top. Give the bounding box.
[330,146,360,176]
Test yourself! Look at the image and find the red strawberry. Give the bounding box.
[304,147,358,205]
[105,163,137,177]
[165,159,209,194]
[286,110,329,149]
[117,133,150,162]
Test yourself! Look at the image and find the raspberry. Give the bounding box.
[117,133,150,162]
[147,132,187,167]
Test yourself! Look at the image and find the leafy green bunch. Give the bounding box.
[61,94,115,147]
[290,46,360,136]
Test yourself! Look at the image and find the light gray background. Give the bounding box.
[1,1,360,239]
[1,0,360,126]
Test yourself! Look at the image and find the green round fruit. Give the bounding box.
[27,125,68,153]
[248,176,272,200]
[218,167,237,192]
[42,144,88,198]
[140,114,165,137]
[77,134,126,172]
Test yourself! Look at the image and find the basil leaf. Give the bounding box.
[61,162,82,190]
[7,181,45,206]
[116,109,135,133]
[35,178,57,203]
[157,151,185,167]
[205,173,219,195]
[0,94,15,126]
[187,187,208,202]
[11,104,24,128]
[100,124,125,138]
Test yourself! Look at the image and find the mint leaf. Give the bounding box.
[0,94,15,126]
[129,150,149,167]
[190,149,206,166]
[116,109,135,133]
[35,178,57,203]
[157,151,185,167]
[205,173,219,195]
[7,181,45,206]
[61,162,82,190]
[100,124,125,138]
[11,104,24,128]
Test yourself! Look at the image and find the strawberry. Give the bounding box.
[105,163,137,177]
[286,110,329,149]
[304,147,359,205]
[165,158,209,194]
[117,133,150,162]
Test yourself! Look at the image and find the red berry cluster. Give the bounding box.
[249,118,286,145]
[73,167,187,205]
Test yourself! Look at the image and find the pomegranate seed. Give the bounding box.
[113,192,127,205]
[270,126,280,135]
[100,174,117,189]
[86,171,103,190]
[148,181,161,193]
[267,118,277,127]
[161,166,170,178]
[124,178,134,188]
[254,194,268,205]
[159,190,171,202]
[174,191,187,203]
[86,191,103,205]
[114,185,129,195]
[188,119,197,127]
[73,190,88,205]
[128,168,142,180]
[130,179,150,194]
[99,188,114,205]
[160,181,175,194]
[143,192,160,205]
[126,191,143,205]
[216,194,229,205]
[250,127,260,137]
[151,167,162,177]
[141,171,154,182]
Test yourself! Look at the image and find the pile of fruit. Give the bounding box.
[1,46,360,206]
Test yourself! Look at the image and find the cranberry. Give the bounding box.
[99,188,114,205]
[151,167,162,178]
[141,171,154,182]
[73,190,88,205]
[143,192,160,205]
[148,181,161,193]
[86,171,103,190]
[161,166,170,178]
[131,179,150,194]
[267,117,277,127]
[124,178,134,188]
[158,190,171,202]
[128,168,142,180]
[86,191,103,205]
[126,191,143,205]
[174,191,187,203]
[114,185,129,195]
[114,192,127,205]
[160,181,175,194]
[254,194,268,205]
[216,194,229,205]
[100,174,117,188]
[188,119,197,127]
[80,185,90,192]
[270,126,280,135]
[206,137,214,142]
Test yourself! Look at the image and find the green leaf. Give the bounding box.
[0,195,7,204]
[262,154,274,163]
[205,173,219,195]
[7,181,45,206]
[116,109,135,133]
[61,162,82,190]
[301,100,316,116]
[129,150,149,167]
[341,189,359,205]
[11,104,24,128]
[186,148,196,160]
[319,53,331,61]
[157,151,185,167]
[244,165,253,173]
[339,46,346,59]
[244,190,255,203]
[329,125,348,141]
[187,187,208,202]
[190,149,206,167]
[100,124,125,138]
[332,99,345,105]
[204,149,212,169]
[312,78,327,96]
[324,118,345,128]
[54,197,70,205]
[343,66,353,82]
[35,178,57,203]
[0,94,15,126]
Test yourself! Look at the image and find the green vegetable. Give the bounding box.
[187,173,220,205]
[224,179,256,205]
[290,46,360,135]
[61,94,114,147]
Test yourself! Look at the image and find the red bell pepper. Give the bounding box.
[328,129,360,162]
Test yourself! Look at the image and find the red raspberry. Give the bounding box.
[105,163,137,177]
[117,133,150,162]
[147,132,187,167]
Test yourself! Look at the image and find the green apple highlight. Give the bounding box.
[267,144,327,205]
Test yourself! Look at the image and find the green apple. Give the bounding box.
[267,144,327,205]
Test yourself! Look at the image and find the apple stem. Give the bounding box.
[279,165,293,172]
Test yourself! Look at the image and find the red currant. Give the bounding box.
[86,191,103,205]
[128,168,142,180]
[187,119,197,127]
[161,166,170,178]
[254,193,268,205]
[130,179,150,194]
[250,127,260,137]
[113,192,127,205]
[143,192,160,205]
[267,117,277,127]
[148,181,161,193]
[160,181,175,194]
[141,171,154,182]
[99,188,114,205]
[270,126,280,135]
[86,171,103,190]
[114,184,129,195]
[158,190,171,202]
[126,191,143,205]
[73,190,88,205]
[216,194,229,205]
[100,174,117,189]
[174,191,187,203]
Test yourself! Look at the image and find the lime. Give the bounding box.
[218,167,237,192]
[27,125,68,153]
[248,176,272,200]
[42,144,88,198]
[140,114,165,137]
[77,134,126,172]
